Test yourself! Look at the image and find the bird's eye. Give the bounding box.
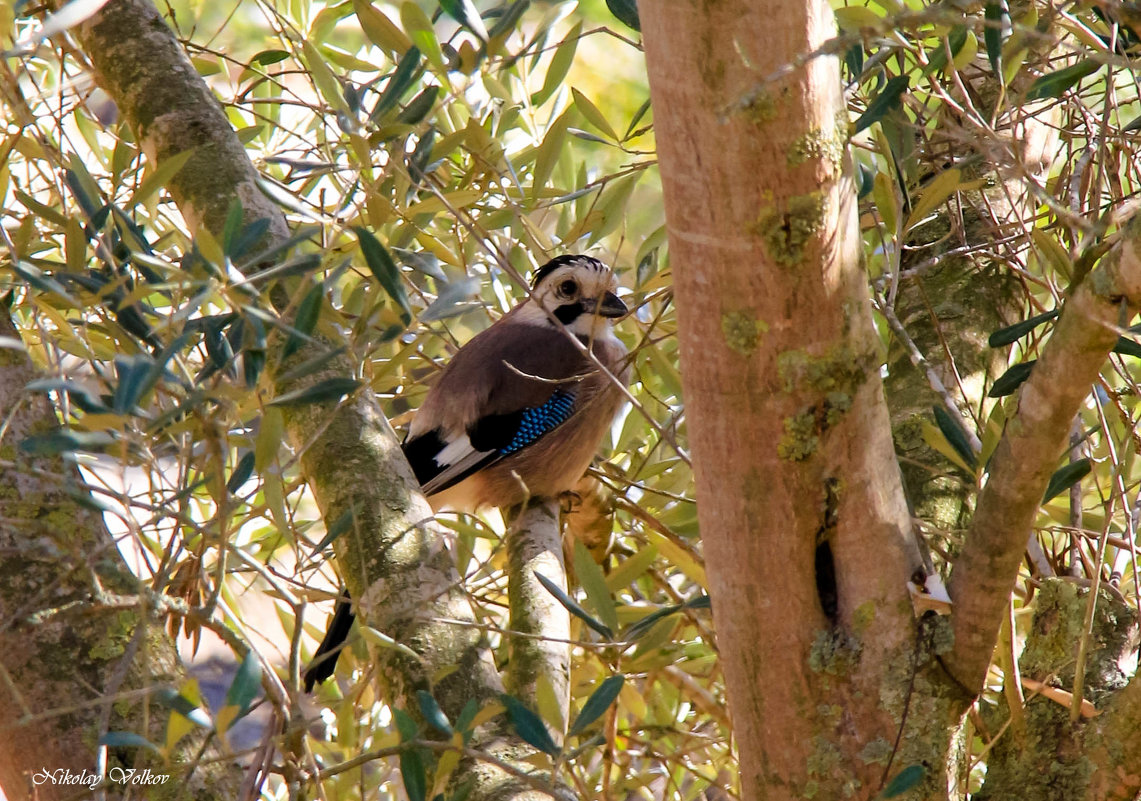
[558,279,578,297]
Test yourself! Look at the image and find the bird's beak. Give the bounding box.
[588,291,628,319]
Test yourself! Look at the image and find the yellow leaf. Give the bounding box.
[605,545,658,593]
[833,5,884,30]
[301,41,351,117]
[431,749,462,796]
[467,700,505,732]
[644,529,706,587]
[400,2,444,70]
[952,31,978,71]
[906,168,961,230]
[872,171,898,233]
[404,189,482,216]
[352,0,411,54]
[921,420,975,474]
[571,88,617,140]
[535,672,566,734]
[255,407,284,471]
[1031,229,1072,280]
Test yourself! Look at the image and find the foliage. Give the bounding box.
[1,0,1140,797]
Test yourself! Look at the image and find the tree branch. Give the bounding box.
[504,499,570,739]
[946,213,1141,693]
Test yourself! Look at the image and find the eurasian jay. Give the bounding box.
[304,255,630,690]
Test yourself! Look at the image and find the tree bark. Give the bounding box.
[643,1,936,797]
[0,307,242,800]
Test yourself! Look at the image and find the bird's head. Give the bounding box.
[518,255,627,339]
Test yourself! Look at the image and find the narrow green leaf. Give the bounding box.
[283,283,323,359]
[416,690,454,735]
[1043,458,1091,503]
[311,507,355,553]
[397,86,440,125]
[268,377,362,407]
[487,0,529,39]
[531,22,581,107]
[360,626,424,663]
[401,2,444,69]
[988,310,1059,347]
[252,49,290,66]
[302,40,351,116]
[440,0,488,40]
[923,25,968,75]
[353,0,412,54]
[224,650,261,716]
[605,0,639,31]
[568,675,624,736]
[572,541,619,632]
[854,76,909,134]
[111,354,154,414]
[988,360,1037,397]
[400,750,428,801]
[684,594,712,610]
[933,406,978,470]
[394,707,420,741]
[880,764,926,798]
[12,261,81,306]
[226,451,255,494]
[455,698,479,737]
[572,88,618,140]
[984,3,1005,78]
[1025,60,1100,101]
[97,731,159,751]
[153,688,212,728]
[222,199,244,255]
[624,603,682,640]
[531,109,572,197]
[371,47,422,121]
[500,694,560,756]
[127,148,195,209]
[534,571,613,639]
[623,97,651,141]
[355,227,412,323]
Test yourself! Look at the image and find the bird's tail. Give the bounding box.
[303,590,355,691]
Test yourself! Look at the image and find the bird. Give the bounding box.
[304,254,630,690]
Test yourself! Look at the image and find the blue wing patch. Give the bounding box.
[500,391,576,455]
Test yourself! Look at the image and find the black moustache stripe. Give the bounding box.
[553,302,584,324]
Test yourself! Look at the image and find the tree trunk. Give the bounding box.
[642,1,940,797]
